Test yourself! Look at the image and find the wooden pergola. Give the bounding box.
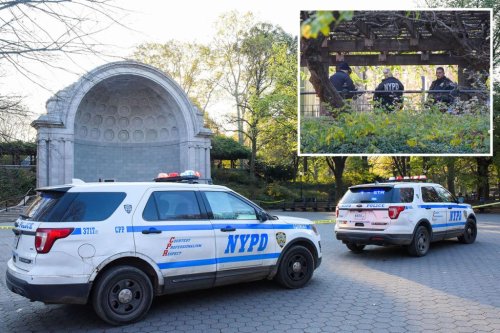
[300,10,491,108]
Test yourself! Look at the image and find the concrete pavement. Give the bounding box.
[1,212,499,332]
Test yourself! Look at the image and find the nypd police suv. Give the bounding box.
[6,178,322,325]
[335,176,477,256]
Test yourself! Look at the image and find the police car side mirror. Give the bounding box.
[257,210,268,222]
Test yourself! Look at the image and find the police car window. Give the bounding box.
[142,191,202,221]
[204,191,257,220]
[342,187,393,203]
[61,192,126,222]
[421,187,441,203]
[396,188,414,203]
[435,186,455,203]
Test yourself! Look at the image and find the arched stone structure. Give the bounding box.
[32,61,212,186]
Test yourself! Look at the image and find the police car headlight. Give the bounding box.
[311,224,319,235]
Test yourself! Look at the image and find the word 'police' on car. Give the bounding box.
[334,176,477,256]
[6,174,322,325]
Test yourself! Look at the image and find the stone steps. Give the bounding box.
[0,206,26,223]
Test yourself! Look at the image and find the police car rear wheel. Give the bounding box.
[346,243,365,253]
[407,226,430,257]
[92,266,153,325]
[458,219,477,244]
[276,246,314,289]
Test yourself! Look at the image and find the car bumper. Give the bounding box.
[6,269,91,305]
[335,231,413,246]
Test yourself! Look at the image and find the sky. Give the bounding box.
[2,0,419,125]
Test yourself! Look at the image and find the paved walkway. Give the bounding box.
[1,213,499,332]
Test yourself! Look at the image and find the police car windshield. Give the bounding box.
[342,187,414,204]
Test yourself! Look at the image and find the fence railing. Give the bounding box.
[0,188,34,212]
[300,89,489,117]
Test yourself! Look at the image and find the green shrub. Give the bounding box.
[301,109,490,154]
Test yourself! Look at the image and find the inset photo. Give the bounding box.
[299,10,492,155]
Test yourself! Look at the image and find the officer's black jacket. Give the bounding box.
[373,77,404,108]
[329,71,356,99]
[429,76,456,104]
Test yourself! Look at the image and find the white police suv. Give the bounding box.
[335,177,477,256]
[6,180,321,325]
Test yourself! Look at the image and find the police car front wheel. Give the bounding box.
[458,219,477,244]
[276,246,314,289]
[92,266,153,326]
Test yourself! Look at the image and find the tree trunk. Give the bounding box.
[391,157,410,177]
[326,156,348,202]
[250,137,257,179]
[475,157,492,201]
[301,37,344,112]
[446,158,456,196]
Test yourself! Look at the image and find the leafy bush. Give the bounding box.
[301,109,490,154]
[0,168,36,203]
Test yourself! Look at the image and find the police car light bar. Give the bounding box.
[155,170,201,183]
[388,175,427,182]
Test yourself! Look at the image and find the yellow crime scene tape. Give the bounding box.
[0,225,14,229]
[472,201,500,209]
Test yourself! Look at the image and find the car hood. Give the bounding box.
[274,215,313,225]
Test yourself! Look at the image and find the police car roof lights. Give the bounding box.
[387,175,427,182]
[154,170,202,183]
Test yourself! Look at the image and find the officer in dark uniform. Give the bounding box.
[428,67,457,106]
[329,62,357,99]
[373,68,404,111]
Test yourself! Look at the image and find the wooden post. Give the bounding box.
[421,76,426,106]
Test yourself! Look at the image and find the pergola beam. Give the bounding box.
[323,38,483,52]
[300,53,468,66]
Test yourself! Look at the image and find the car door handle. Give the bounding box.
[425,207,431,210]
[142,228,162,234]
[448,207,453,209]
[220,226,236,232]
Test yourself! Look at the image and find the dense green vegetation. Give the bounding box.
[301,110,490,154]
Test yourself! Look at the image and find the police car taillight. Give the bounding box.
[388,206,405,219]
[35,228,74,254]
[335,206,339,218]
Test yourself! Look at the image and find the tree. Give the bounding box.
[0,0,124,141]
[258,41,299,177]
[0,94,32,141]
[0,0,123,79]
[211,135,251,169]
[325,156,348,202]
[300,11,350,110]
[133,41,221,114]
[236,24,295,177]
[214,11,256,146]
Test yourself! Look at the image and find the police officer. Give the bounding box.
[373,68,404,111]
[428,67,457,106]
[329,62,357,99]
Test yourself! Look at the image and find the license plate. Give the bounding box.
[12,235,20,249]
[353,212,366,220]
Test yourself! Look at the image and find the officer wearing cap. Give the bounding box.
[329,62,357,99]
[373,68,404,111]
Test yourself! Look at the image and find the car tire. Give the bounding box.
[275,245,314,289]
[92,266,153,326]
[407,225,430,257]
[346,243,365,253]
[458,218,477,244]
